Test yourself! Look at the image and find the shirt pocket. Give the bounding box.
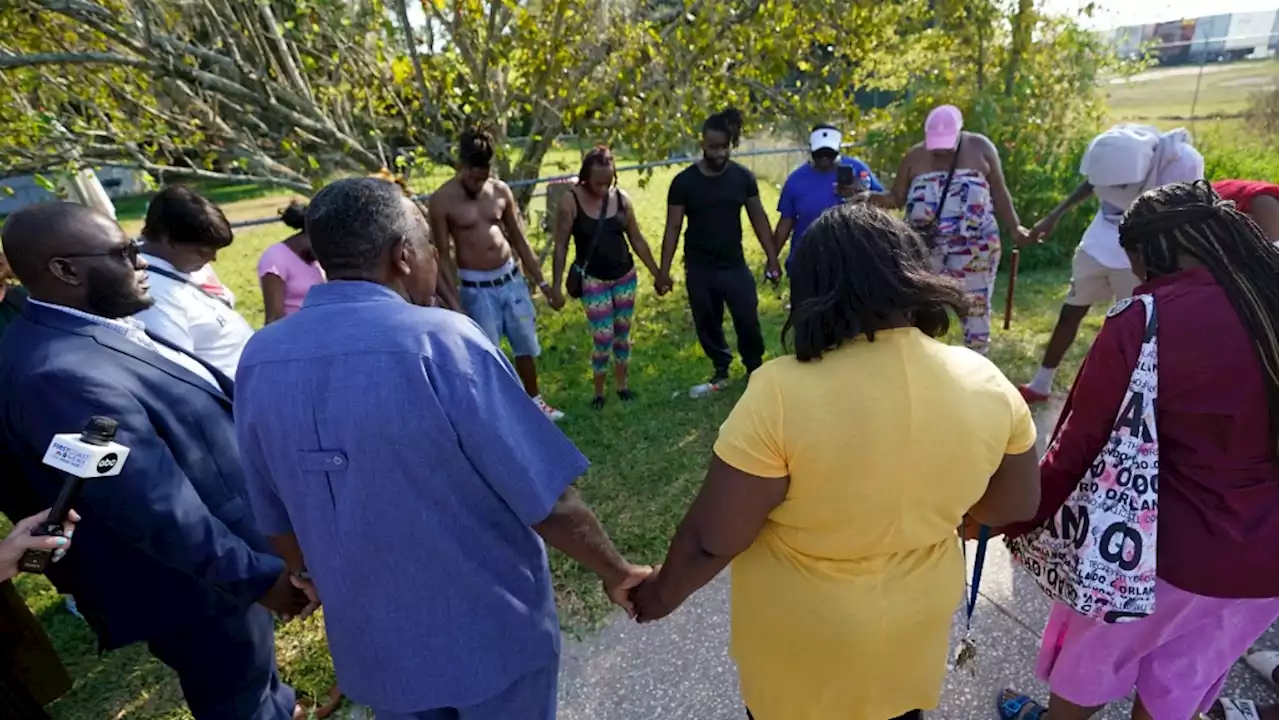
[297,449,349,509]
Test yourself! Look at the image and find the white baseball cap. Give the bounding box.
[810,127,842,153]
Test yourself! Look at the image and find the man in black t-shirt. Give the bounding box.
[658,108,781,387]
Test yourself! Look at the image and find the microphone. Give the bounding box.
[19,416,131,574]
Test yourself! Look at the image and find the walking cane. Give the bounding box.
[1002,248,1020,331]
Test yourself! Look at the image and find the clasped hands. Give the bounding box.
[260,569,322,623]
[604,563,680,624]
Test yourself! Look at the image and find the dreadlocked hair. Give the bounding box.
[459,127,495,168]
[577,145,616,187]
[1120,179,1280,444]
[702,107,744,148]
[783,203,968,362]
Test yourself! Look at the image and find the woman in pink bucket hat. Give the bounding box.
[872,104,1028,354]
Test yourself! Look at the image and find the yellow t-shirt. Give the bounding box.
[714,328,1037,720]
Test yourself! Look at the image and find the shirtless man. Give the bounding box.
[428,128,565,421]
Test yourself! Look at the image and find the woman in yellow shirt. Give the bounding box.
[633,203,1042,720]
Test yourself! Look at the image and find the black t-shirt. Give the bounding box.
[667,161,760,269]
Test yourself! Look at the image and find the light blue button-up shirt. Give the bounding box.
[234,281,588,713]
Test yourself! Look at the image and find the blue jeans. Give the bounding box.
[458,261,541,358]
[373,660,558,720]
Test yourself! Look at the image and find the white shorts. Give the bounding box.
[1065,248,1140,308]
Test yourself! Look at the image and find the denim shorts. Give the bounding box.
[458,262,541,358]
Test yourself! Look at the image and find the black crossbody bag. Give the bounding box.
[566,189,611,299]
[921,136,963,250]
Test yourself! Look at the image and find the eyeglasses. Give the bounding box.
[58,239,142,265]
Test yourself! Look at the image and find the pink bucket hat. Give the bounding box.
[924,105,963,150]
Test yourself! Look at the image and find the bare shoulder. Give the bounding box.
[558,185,578,212]
[900,142,927,173]
[428,179,460,213]
[491,178,516,200]
[967,132,999,154]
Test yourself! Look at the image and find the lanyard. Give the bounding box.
[954,523,990,673]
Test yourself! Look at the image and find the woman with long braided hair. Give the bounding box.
[998,180,1279,720]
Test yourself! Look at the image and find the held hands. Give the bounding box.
[959,515,1006,542]
[632,564,681,623]
[763,258,782,286]
[260,569,315,621]
[545,284,566,311]
[602,563,654,618]
[289,573,321,621]
[654,271,674,296]
[1025,214,1060,244]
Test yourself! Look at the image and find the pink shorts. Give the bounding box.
[1036,578,1278,719]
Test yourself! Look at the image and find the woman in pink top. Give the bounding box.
[258,201,324,324]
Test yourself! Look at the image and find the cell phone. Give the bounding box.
[836,165,856,187]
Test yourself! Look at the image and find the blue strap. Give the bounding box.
[965,524,990,627]
[999,694,1043,720]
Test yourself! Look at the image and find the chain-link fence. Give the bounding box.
[225,137,827,232]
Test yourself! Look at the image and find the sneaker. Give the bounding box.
[1017,384,1050,405]
[533,395,565,422]
[617,389,636,402]
[591,396,606,411]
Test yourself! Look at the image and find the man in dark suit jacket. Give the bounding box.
[0,202,309,720]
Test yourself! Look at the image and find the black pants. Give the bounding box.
[147,605,296,719]
[685,262,764,376]
[748,711,921,720]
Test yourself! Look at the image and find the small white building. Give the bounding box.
[0,167,148,216]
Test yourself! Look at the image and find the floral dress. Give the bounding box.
[905,169,1001,354]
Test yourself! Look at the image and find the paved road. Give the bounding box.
[342,398,1277,719]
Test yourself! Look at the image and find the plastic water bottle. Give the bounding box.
[689,381,726,398]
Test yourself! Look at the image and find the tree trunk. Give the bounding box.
[1005,0,1033,97]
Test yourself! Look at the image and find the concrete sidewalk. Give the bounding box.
[556,398,1277,719]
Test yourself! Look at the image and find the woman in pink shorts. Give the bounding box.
[997,181,1279,720]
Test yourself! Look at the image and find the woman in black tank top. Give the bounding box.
[551,146,662,409]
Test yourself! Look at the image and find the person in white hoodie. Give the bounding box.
[1017,125,1203,403]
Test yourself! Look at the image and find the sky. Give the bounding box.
[1044,0,1280,31]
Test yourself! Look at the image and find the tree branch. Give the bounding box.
[0,51,151,71]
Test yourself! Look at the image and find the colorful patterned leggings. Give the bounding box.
[582,268,638,374]
[931,233,1001,355]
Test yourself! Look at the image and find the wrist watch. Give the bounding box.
[538,280,551,292]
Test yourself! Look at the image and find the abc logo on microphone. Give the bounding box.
[96,453,119,474]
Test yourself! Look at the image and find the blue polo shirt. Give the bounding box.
[235,281,588,713]
[778,157,883,271]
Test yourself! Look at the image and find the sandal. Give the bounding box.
[1247,650,1279,686]
[1205,698,1263,720]
[997,689,1047,720]
[591,396,606,410]
[617,388,636,402]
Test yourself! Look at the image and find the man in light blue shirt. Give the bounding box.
[235,177,649,720]
[772,124,883,274]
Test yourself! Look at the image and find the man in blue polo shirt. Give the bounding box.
[773,124,883,273]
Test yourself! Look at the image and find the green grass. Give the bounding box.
[1105,58,1279,122]
[17,153,1106,719]
[22,62,1280,715]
